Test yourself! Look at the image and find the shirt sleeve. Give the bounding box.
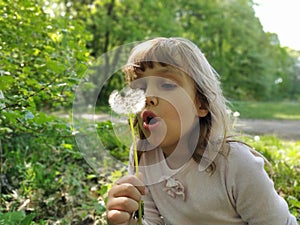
[227,142,298,225]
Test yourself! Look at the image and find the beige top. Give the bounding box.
[129,141,297,225]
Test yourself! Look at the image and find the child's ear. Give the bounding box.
[195,98,208,117]
[197,107,208,118]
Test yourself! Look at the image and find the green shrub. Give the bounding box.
[96,120,129,163]
[0,211,35,225]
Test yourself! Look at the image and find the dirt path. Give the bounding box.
[236,118,300,141]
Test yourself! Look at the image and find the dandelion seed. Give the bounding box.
[233,111,240,117]
[109,87,145,115]
[254,135,260,142]
[275,77,283,84]
[72,130,79,135]
[232,111,240,129]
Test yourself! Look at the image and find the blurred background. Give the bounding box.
[0,0,299,224]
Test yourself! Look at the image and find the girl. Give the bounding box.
[106,37,297,225]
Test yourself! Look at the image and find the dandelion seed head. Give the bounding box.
[275,77,283,84]
[109,87,146,115]
[254,135,260,141]
[233,111,240,117]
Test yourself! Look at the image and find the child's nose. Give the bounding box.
[145,95,158,106]
[144,79,158,106]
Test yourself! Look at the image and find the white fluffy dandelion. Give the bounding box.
[232,111,240,129]
[254,135,260,142]
[108,86,146,224]
[109,87,146,115]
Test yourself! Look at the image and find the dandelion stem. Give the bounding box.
[129,114,139,174]
[129,113,143,225]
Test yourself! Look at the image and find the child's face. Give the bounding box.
[131,64,208,156]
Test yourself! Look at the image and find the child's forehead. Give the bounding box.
[132,63,197,90]
[135,63,185,78]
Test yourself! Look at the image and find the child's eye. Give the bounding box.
[161,82,177,90]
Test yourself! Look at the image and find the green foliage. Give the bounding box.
[0,0,99,224]
[176,0,300,101]
[96,120,129,162]
[67,0,186,106]
[63,0,300,102]
[0,116,113,224]
[0,0,91,112]
[51,0,300,104]
[0,118,126,224]
[0,211,35,225]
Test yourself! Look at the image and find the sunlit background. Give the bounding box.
[1,1,299,224]
[254,0,300,51]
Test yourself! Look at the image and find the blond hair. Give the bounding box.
[122,37,231,172]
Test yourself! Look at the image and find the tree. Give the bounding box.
[66,0,185,105]
[63,0,300,101]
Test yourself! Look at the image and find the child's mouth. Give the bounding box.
[142,110,160,130]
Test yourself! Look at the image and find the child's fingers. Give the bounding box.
[115,174,146,195]
[113,183,143,202]
[107,196,139,212]
[106,192,139,224]
[106,174,146,224]
[106,209,132,225]
[136,172,144,181]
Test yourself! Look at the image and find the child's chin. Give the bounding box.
[145,135,164,149]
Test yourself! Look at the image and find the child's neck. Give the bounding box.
[163,138,193,169]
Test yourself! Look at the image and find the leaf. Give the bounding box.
[0,211,25,224]
[33,112,50,124]
[20,213,35,225]
[62,143,73,150]
[0,76,14,90]
[287,196,300,208]
[86,174,97,180]
[46,60,67,74]
[0,127,13,134]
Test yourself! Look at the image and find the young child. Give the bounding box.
[106,37,297,225]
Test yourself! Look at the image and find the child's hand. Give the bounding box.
[106,174,146,225]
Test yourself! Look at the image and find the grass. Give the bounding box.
[230,101,300,120]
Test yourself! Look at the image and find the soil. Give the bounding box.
[235,118,300,141]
